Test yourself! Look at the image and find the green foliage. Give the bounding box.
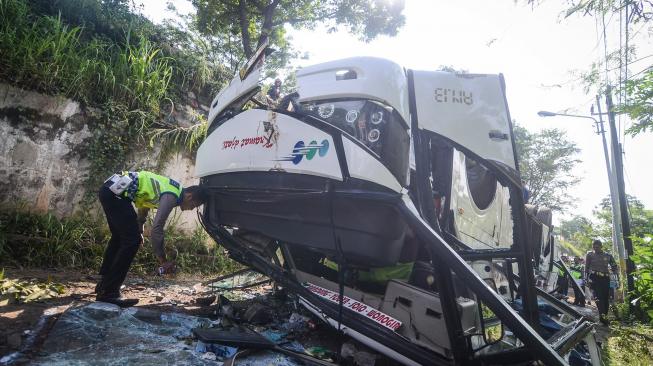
[0,0,231,197]
[530,0,653,137]
[0,206,238,276]
[0,206,106,268]
[557,215,597,256]
[631,235,653,322]
[557,195,653,322]
[28,0,157,45]
[596,196,653,238]
[513,123,582,212]
[149,112,209,155]
[561,0,653,24]
[558,195,653,256]
[84,103,155,194]
[622,68,653,135]
[559,215,594,240]
[558,217,599,257]
[193,0,406,72]
[0,0,174,109]
[0,275,65,305]
[557,238,586,257]
[603,323,653,365]
[160,222,242,275]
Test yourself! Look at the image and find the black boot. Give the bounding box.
[93,276,103,294]
[96,289,138,308]
[96,294,139,308]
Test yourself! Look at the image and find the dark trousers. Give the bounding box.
[590,273,610,316]
[97,186,140,297]
[556,274,569,295]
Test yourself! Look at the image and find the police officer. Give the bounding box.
[584,239,619,324]
[96,170,208,307]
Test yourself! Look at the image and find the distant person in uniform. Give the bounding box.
[555,255,570,297]
[585,239,619,324]
[267,78,282,103]
[570,256,586,306]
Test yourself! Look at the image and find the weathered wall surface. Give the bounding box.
[0,83,200,230]
[0,83,91,215]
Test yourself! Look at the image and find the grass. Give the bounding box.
[0,0,230,195]
[603,323,653,365]
[0,0,228,111]
[557,238,586,258]
[0,0,173,112]
[149,112,208,155]
[0,206,239,276]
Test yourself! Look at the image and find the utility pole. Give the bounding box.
[595,96,626,301]
[605,85,635,301]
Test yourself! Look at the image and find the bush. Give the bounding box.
[631,234,653,322]
[0,0,173,110]
[0,206,237,276]
[603,323,653,365]
[0,0,230,193]
[0,0,227,108]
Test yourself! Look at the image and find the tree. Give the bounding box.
[556,195,653,257]
[513,123,582,212]
[621,69,653,135]
[559,215,594,240]
[557,215,597,256]
[526,0,653,137]
[191,0,406,63]
[594,195,653,242]
[560,1,653,23]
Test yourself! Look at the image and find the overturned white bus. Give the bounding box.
[195,45,601,366]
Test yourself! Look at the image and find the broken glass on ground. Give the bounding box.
[30,302,216,365]
[207,270,269,291]
[20,272,387,366]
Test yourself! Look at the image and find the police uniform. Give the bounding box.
[97,171,183,300]
[585,250,618,317]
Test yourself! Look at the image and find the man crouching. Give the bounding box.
[96,170,208,307]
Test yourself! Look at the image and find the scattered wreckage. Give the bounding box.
[195,43,602,365]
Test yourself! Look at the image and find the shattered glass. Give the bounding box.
[236,351,301,366]
[29,303,310,365]
[32,303,216,365]
[207,270,267,291]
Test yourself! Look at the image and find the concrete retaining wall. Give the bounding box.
[0,83,200,230]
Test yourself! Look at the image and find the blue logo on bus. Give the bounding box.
[278,139,329,165]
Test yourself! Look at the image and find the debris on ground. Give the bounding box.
[306,346,336,362]
[0,271,65,305]
[0,268,391,365]
[195,295,216,306]
[207,269,264,288]
[23,302,214,365]
[341,340,378,366]
[242,302,272,324]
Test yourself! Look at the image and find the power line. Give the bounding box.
[621,153,638,207]
[619,3,630,150]
[605,54,653,72]
[628,20,649,41]
[628,64,652,79]
[618,0,623,139]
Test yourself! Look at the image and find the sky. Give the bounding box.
[141,0,652,222]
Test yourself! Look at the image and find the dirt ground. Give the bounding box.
[0,267,262,357]
[1,267,616,364]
